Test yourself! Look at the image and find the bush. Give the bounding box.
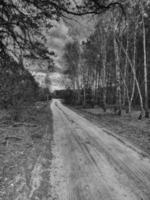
[37,88,52,101]
[0,53,51,111]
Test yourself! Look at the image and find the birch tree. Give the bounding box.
[63,41,81,104]
[140,1,149,118]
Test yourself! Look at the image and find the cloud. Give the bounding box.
[46,16,95,70]
[46,19,72,69]
[50,21,68,40]
[40,16,96,90]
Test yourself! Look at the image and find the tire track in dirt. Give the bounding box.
[59,111,113,200]
[82,132,150,199]
[60,102,150,185]
[55,102,134,200]
[52,100,150,200]
[71,131,140,200]
[77,123,150,199]
[54,104,100,200]
[70,134,114,200]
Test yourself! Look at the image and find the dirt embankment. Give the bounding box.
[0,102,53,200]
[72,107,150,156]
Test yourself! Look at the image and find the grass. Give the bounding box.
[0,101,53,199]
[73,106,150,156]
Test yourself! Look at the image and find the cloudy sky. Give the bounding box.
[47,15,96,66]
[45,19,71,90]
[46,19,71,69]
[33,15,96,91]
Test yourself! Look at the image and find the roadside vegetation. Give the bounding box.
[3,0,149,199]
[72,107,150,156]
[0,50,53,199]
[0,101,53,199]
[52,0,150,157]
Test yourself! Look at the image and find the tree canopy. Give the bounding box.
[0,0,124,58]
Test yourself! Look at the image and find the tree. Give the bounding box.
[63,41,81,104]
[0,0,125,52]
[81,37,100,106]
[140,1,149,118]
[62,0,150,120]
[0,53,39,108]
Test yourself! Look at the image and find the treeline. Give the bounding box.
[0,0,124,120]
[63,0,150,119]
[0,52,51,110]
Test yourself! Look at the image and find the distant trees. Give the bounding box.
[0,0,125,63]
[63,41,81,104]
[63,0,150,119]
[0,0,125,61]
[0,51,52,111]
[0,0,56,110]
[2,0,150,120]
[0,0,124,119]
[0,53,38,108]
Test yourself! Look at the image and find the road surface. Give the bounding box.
[50,99,150,200]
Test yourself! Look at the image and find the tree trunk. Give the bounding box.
[114,33,122,115]
[83,86,86,107]
[117,37,145,119]
[123,25,129,107]
[129,21,137,111]
[102,37,107,112]
[141,3,149,118]
[75,75,81,104]
[72,76,76,104]
[98,26,107,111]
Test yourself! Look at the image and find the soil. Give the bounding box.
[0,101,53,200]
[50,99,150,200]
[2,100,150,200]
[72,106,150,156]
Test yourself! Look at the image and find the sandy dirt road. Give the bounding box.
[50,99,150,200]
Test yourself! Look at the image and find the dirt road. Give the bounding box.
[50,99,150,200]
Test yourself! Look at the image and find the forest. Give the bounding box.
[63,0,150,119]
[1,1,150,199]
[0,0,115,109]
[0,0,149,120]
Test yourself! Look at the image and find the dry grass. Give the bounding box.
[0,101,53,199]
[73,107,150,156]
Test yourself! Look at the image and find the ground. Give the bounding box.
[73,106,150,156]
[1,100,150,200]
[0,102,53,200]
[50,100,150,200]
